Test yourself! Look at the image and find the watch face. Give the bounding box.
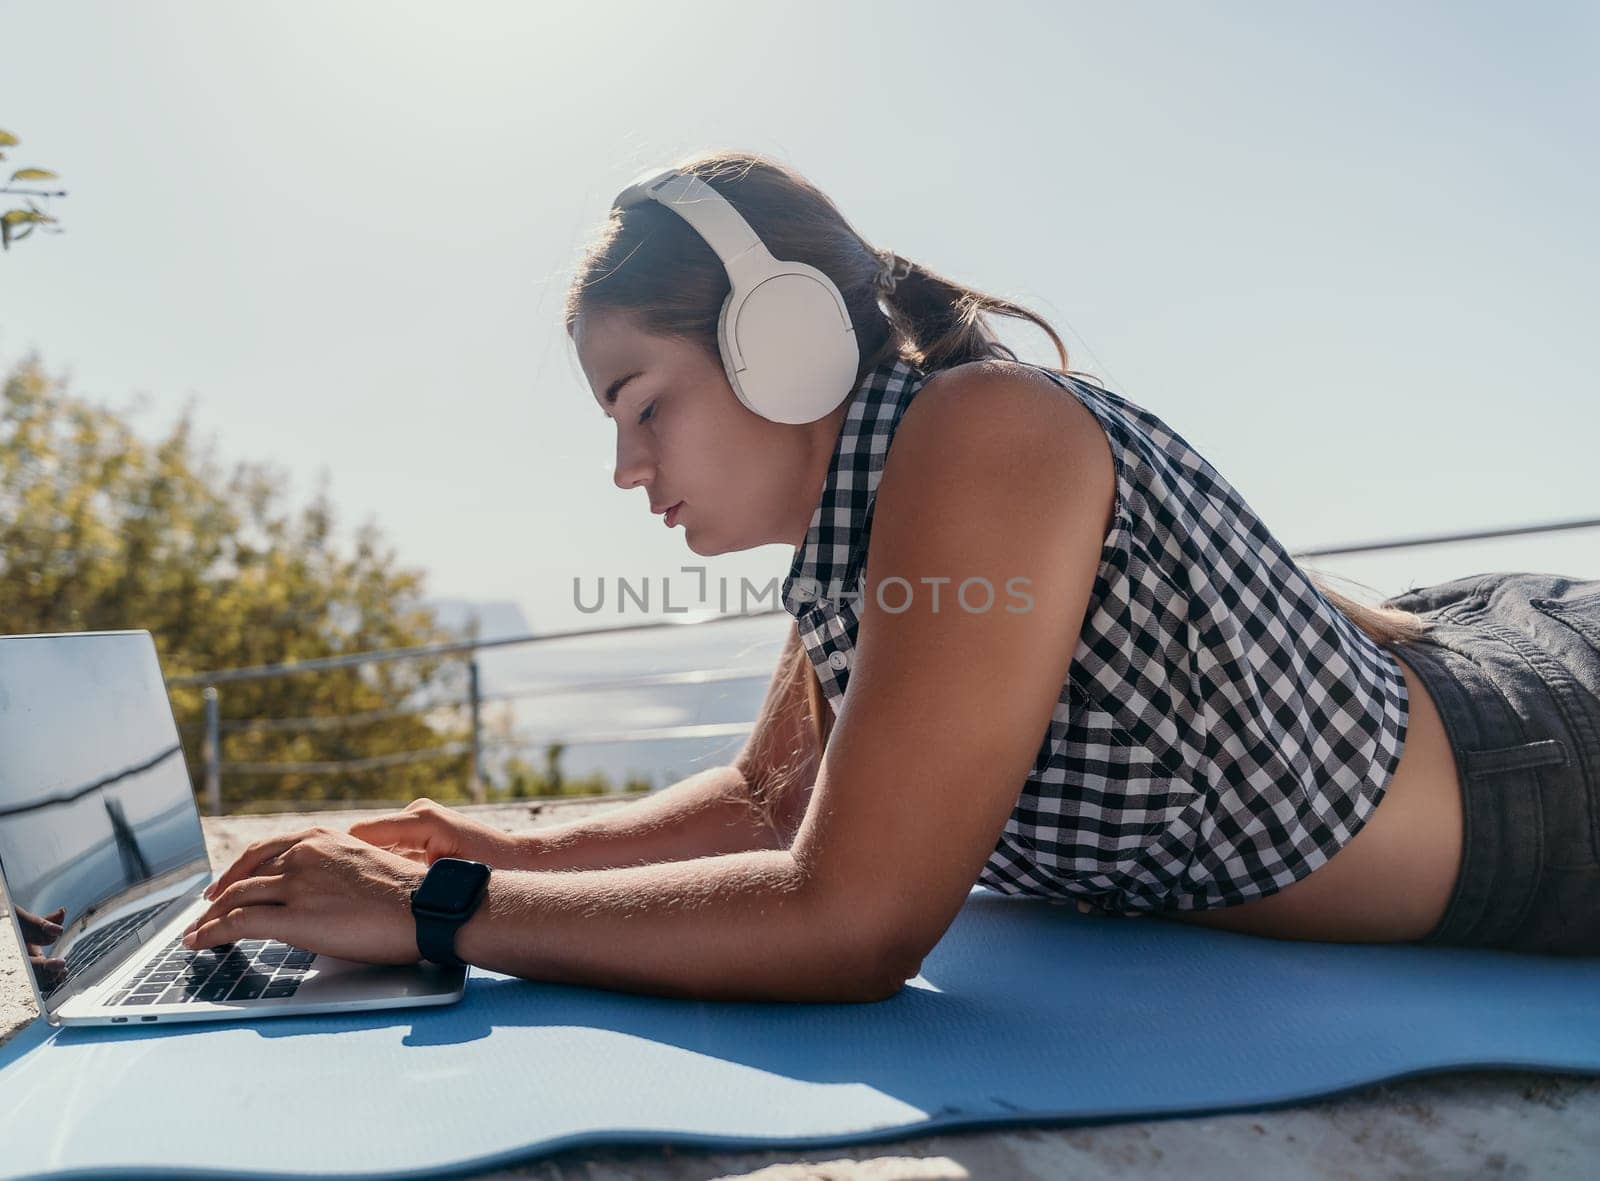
[414,858,490,916]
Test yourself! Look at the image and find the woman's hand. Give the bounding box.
[16,904,68,989]
[345,797,526,868]
[183,826,425,963]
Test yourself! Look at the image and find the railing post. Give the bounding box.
[202,686,222,816]
[468,658,484,804]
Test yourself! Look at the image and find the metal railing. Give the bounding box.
[171,514,1600,815]
[1291,514,1600,559]
[172,607,790,815]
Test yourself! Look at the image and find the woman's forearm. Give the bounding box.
[452,850,909,1004]
[511,765,787,872]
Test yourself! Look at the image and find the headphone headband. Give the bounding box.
[613,169,769,282]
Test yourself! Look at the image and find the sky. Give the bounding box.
[2,0,1596,641]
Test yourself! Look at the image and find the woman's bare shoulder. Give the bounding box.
[890,358,1116,525]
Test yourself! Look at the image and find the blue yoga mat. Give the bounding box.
[3,885,1599,1181]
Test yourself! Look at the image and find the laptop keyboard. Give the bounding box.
[50,901,172,993]
[108,938,316,1006]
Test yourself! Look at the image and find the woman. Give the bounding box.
[185,150,1600,999]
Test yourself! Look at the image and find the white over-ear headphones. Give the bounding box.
[610,167,860,425]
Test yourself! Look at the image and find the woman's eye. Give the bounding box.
[637,402,656,425]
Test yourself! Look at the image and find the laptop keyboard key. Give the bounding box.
[228,976,268,1001]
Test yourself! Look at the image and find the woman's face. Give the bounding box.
[572,307,843,556]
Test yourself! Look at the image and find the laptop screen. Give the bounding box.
[0,631,209,1017]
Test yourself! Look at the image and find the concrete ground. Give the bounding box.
[4,797,1598,1180]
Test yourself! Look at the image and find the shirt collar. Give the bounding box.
[781,353,933,616]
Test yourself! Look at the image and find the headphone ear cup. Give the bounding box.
[723,271,859,425]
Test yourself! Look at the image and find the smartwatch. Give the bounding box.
[409,857,492,967]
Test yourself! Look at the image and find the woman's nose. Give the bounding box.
[613,435,655,492]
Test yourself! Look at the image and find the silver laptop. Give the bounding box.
[0,630,466,1026]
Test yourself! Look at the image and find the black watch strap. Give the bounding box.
[414,910,469,968]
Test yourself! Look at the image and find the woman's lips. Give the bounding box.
[664,501,683,527]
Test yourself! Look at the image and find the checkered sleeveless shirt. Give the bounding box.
[780,355,1411,913]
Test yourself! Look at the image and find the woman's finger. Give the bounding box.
[184,905,293,952]
[203,830,315,900]
[18,910,64,944]
[29,955,67,988]
[346,812,437,849]
[185,874,289,939]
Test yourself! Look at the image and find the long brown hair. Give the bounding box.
[565,149,1430,830]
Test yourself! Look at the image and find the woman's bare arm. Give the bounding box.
[517,764,780,870]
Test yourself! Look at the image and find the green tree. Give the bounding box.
[0,352,471,809]
[0,126,67,250]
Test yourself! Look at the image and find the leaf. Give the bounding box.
[10,168,58,182]
[0,130,17,147]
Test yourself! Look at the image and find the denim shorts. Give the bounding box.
[1380,571,1600,955]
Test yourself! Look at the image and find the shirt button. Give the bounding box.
[827,650,850,671]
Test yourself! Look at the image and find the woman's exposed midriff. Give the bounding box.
[1166,647,1466,943]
